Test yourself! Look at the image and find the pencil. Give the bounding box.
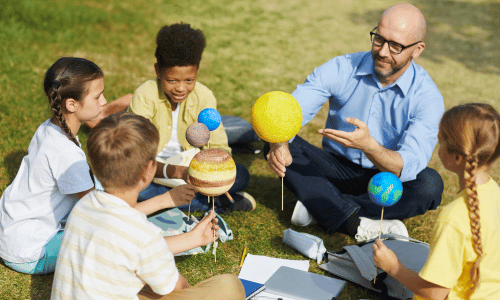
[239,247,248,266]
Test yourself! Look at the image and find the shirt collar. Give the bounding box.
[157,78,169,104]
[356,53,415,97]
[94,190,129,207]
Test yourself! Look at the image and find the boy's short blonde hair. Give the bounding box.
[87,112,159,190]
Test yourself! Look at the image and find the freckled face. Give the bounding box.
[156,65,198,110]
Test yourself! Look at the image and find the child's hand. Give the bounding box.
[169,184,197,206]
[181,166,191,184]
[192,210,219,247]
[372,239,400,276]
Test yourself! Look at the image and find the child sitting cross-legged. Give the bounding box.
[128,22,255,214]
[0,57,104,275]
[51,112,245,300]
[373,103,500,300]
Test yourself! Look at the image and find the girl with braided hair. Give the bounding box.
[0,57,106,274]
[373,103,500,299]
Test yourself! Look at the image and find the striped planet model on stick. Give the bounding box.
[188,148,236,196]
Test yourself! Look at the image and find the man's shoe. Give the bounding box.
[354,217,408,243]
[232,192,256,211]
[291,201,317,226]
[216,192,256,212]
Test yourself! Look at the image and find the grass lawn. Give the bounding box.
[1,0,500,299]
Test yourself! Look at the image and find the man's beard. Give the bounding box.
[373,54,408,78]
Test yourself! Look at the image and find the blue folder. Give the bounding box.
[240,278,265,299]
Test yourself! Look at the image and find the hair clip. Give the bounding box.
[52,80,61,89]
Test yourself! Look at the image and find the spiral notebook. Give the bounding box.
[264,266,345,300]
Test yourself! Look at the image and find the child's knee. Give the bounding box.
[174,274,190,290]
[208,274,245,299]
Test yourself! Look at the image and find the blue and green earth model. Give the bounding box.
[367,172,403,207]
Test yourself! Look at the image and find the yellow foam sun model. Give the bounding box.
[251,91,303,143]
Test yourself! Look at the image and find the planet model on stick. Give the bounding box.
[368,171,404,285]
[251,91,303,210]
[367,172,403,207]
[186,122,210,147]
[188,148,236,196]
[251,91,303,143]
[198,108,221,131]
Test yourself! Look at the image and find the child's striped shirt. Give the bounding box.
[51,190,179,300]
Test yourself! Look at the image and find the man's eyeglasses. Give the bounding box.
[370,27,421,54]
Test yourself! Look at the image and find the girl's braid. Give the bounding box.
[48,81,79,147]
[464,155,483,298]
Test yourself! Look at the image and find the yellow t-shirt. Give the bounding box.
[417,178,500,300]
[128,79,230,155]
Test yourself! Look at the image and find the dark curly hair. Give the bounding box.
[155,23,206,70]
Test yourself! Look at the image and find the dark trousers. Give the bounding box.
[138,163,250,214]
[263,136,443,233]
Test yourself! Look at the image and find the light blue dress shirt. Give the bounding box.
[291,51,444,182]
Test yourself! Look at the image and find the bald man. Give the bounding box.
[264,4,444,241]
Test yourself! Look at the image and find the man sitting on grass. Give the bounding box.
[265,3,445,242]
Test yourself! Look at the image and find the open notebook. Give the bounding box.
[264,266,346,300]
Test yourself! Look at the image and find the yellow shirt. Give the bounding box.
[128,79,230,154]
[417,179,500,300]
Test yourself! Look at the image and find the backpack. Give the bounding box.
[319,234,429,300]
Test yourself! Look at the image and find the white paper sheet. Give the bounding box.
[238,254,309,284]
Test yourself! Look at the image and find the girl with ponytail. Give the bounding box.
[373,103,500,299]
[0,57,106,274]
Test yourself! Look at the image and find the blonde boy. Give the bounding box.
[51,112,244,300]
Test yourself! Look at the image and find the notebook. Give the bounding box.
[240,278,265,299]
[264,266,346,300]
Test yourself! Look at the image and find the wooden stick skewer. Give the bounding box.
[281,144,284,211]
[373,207,385,284]
[378,207,385,239]
[213,195,216,262]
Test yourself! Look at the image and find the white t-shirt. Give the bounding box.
[51,190,179,300]
[0,119,94,263]
[157,107,182,160]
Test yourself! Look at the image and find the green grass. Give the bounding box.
[1,0,500,299]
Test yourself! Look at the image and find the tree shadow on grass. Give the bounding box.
[350,1,500,75]
[4,150,28,185]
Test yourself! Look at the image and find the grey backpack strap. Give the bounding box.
[343,245,376,281]
[367,233,428,245]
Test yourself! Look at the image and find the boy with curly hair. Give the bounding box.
[128,23,255,213]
